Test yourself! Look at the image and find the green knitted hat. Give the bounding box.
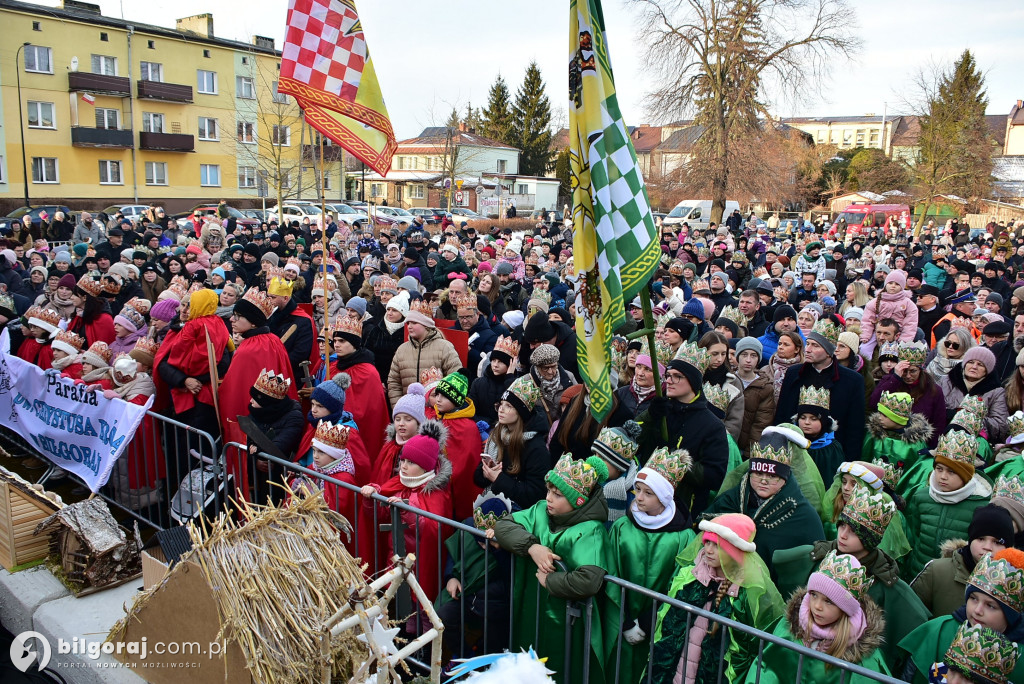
[435,371,469,409]
[546,454,609,509]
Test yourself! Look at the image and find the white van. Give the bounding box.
[662,199,740,229]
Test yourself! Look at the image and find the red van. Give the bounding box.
[832,203,911,236]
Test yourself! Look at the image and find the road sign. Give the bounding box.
[443,179,451,189]
[474,185,484,195]
[456,180,464,190]
[455,191,465,204]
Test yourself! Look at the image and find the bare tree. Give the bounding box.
[630,0,857,223]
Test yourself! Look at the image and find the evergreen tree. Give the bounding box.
[554,147,571,204]
[510,62,553,176]
[480,75,513,144]
[463,103,483,132]
[444,107,461,130]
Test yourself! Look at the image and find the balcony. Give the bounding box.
[139,131,194,152]
[137,80,193,103]
[302,144,345,162]
[71,126,134,148]
[68,72,130,97]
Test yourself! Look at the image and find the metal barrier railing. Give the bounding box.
[230,447,903,684]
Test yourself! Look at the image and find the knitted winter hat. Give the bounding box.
[402,423,441,473]
[346,296,367,319]
[699,513,756,564]
[968,504,1015,548]
[943,623,1019,684]
[805,318,840,357]
[591,421,642,473]
[681,298,705,321]
[545,454,609,509]
[991,475,1024,535]
[114,305,145,334]
[637,446,692,509]
[524,311,555,343]
[311,373,351,415]
[501,375,542,421]
[667,342,709,394]
[963,346,996,375]
[877,391,913,427]
[808,551,873,621]
[735,336,763,362]
[150,298,179,323]
[472,492,514,531]
[839,486,895,550]
[392,383,427,424]
[837,331,860,357]
[932,429,977,484]
[530,343,560,367]
[435,370,469,409]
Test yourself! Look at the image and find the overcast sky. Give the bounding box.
[43,0,1023,139]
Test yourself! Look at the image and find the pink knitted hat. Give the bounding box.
[699,513,756,563]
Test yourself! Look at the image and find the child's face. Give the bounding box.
[807,590,843,628]
[701,539,721,569]
[81,362,96,374]
[737,350,758,373]
[876,413,900,430]
[114,323,130,338]
[966,591,1008,633]
[970,535,1007,563]
[545,483,574,516]
[400,459,427,478]
[310,400,330,419]
[28,324,47,340]
[496,400,519,426]
[797,412,823,437]
[933,462,965,492]
[600,455,622,481]
[313,448,332,469]
[633,480,665,516]
[880,358,897,373]
[490,357,509,376]
[393,413,419,441]
[52,349,68,361]
[249,396,261,409]
[840,474,860,504]
[836,522,865,557]
[884,280,902,294]
[433,394,456,415]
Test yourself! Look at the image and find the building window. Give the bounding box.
[145,161,167,186]
[869,129,880,147]
[425,157,433,171]
[411,185,424,199]
[842,130,853,147]
[517,184,528,195]
[241,56,248,65]
[496,159,506,173]
[855,129,866,146]
[140,61,162,82]
[203,49,211,58]
[322,173,331,190]
[271,81,288,104]
[91,54,118,76]
[395,156,404,170]
[24,46,53,74]
[272,125,290,146]
[237,120,255,143]
[147,40,155,49]
[95,108,119,130]
[197,69,217,94]
[0,157,5,182]
[31,157,58,184]
[238,165,257,189]
[100,32,108,42]
[370,183,384,198]
[32,21,40,31]
[198,117,218,141]
[27,101,56,129]
[279,172,291,189]
[200,164,220,187]
[142,112,164,133]
[98,160,122,184]
[236,76,255,99]
[816,129,826,143]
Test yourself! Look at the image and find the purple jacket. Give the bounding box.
[868,372,946,447]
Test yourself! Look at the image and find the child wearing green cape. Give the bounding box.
[821,460,911,562]
[899,396,992,496]
[862,390,933,470]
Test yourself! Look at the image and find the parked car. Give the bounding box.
[373,206,415,227]
[407,207,445,225]
[241,209,268,222]
[100,204,150,220]
[188,204,261,229]
[324,203,369,227]
[529,209,563,224]
[3,205,76,233]
[267,203,324,224]
[451,207,483,221]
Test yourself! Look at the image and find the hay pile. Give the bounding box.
[112,494,369,683]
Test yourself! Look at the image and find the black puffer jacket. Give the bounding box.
[248,397,306,459]
[468,364,514,426]
[474,409,551,510]
[362,316,404,385]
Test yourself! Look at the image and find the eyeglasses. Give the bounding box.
[755,473,781,484]
[944,340,961,350]
[663,372,686,383]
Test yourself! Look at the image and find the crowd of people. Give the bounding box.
[3,204,1024,684]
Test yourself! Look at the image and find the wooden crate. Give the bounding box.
[0,469,62,570]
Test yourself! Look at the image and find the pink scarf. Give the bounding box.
[675,550,740,684]
[796,592,866,654]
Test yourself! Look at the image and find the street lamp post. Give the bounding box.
[15,42,31,207]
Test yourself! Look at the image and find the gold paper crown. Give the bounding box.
[531,290,551,306]
[546,453,607,506]
[285,256,301,270]
[644,447,692,489]
[131,337,159,359]
[419,366,444,388]
[240,287,275,319]
[471,492,514,531]
[450,293,477,310]
[594,422,641,464]
[798,385,830,411]
[810,318,840,347]
[102,274,122,296]
[125,296,151,315]
[164,282,188,301]
[1007,411,1024,440]
[410,298,434,317]
[377,276,397,292]
[672,342,710,374]
[945,623,1019,684]
[878,391,913,421]
[934,429,977,465]
[75,274,103,298]
[703,383,730,414]
[816,550,874,603]
[968,551,1024,614]
[993,475,1024,508]
[52,329,85,353]
[749,442,791,465]
[871,458,903,492]
[951,405,985,434]
[690,278,710,293]
[253,368,291,400]
[878,341,900,359]
[169,274,189,290]
[716,306,748,330]
[492,335,521,360]
[840,485,895,543]
[84,341,113,365]
[333,315,363,339]
[267,271,295,297]
[959,395,988,419]
[668,260,685,276]
[897,341,928,366]
[26,306,60,331]
[313,420,351,451]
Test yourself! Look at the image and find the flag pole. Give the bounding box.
[626,280,668,440]
[319,133,330,377]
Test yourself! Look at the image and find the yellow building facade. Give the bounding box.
[0,0,315,213]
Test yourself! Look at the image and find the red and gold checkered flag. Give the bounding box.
[279,0,396,175]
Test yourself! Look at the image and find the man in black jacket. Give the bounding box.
[453,294,497,379]
[738,289,770,337]
[775,319,865,462]
[266,274,315,384]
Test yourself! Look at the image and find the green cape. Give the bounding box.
[898,615,1024,684]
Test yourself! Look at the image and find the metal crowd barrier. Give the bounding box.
[228,447,902,684]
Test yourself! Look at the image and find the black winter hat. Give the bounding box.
[968,504,1014,546]
[524,312,555,344]
[773,304,797,323]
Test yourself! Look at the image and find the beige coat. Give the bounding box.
[387,327,462,405]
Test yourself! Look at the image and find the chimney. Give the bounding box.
[458,122,467,132]
[176,14,214,38]
[61,0,101,14]
[252,35,275,50]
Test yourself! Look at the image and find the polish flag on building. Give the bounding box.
[80,93,96,105]
[278,0,396,175]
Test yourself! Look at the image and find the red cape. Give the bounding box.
[427,408,483,521]
[149,328,179,413]
[69,312,116,346]
[333,361,388,464]
[125,399,166,489]
[17,338,54,370]
[220,331,297,500]
[162,315,230,414]
[296,421,372,485]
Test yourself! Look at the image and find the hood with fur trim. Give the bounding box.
[866,411,934,445]
[785,587,885,664]
[411,419,452,493]
[940,537,968,558]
